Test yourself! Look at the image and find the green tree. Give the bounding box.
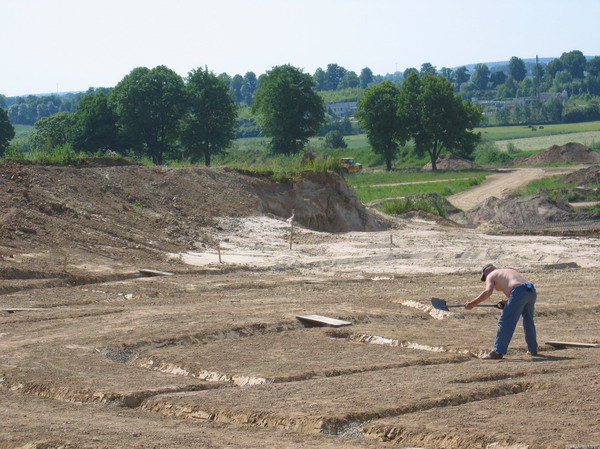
[454,66,470,86]
[326,63,347,90]
[252,64,325,156]
[490,70,507,88]
[403,67,418,79]
[546,59,564,78]
[495,107,511,125]
[324,130,347,149]
[73,92,119,153]
[241,72,258,104]
[542,96,564,122]
[0,108,15,156]
[313,68,327,91]
[231,74,244,103]
[471,64,490,90]
[401,73,482,171]
[110,65,186,165]
[359,67,374,88]
[498,77,517,98]
[355,81,405,171]
[560,50,586,79]
[440,67,454,83]
[586,56,600,76]
[30,111,76,151]
[339,71,360,88]
[508,56,527,81]
[181,69,238,166]
[420,62,437,76]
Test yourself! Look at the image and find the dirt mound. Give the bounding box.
[466,194,576,229]
[0,161,385,272]
[423,154,482,170]
[558,164,600,185]
[465,193,600,235]
[510,142,600,166]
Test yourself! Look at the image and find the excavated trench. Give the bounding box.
[2,303,591,448]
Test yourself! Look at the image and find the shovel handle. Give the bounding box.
[446,304,497,308]
[447,303,504,309]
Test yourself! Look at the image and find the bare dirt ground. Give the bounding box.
[1,156,599,449]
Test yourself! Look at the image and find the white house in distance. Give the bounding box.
[326,101,357,117]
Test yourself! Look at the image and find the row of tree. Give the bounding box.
[4,50,597,128]
[1,64,327,165]
[2,64,482,171]
[356,73,482,171]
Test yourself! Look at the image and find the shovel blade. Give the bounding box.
[431,297,450,311]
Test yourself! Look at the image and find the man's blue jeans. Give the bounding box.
[494,283,538,354]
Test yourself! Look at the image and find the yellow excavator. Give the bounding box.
[339,157,363,174]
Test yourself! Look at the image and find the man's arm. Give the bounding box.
[465,275,495,310]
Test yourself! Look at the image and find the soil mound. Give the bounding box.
[423,154,482,170]
[558,165,600,185]
[465,193,600,235]
[510,142,600,166]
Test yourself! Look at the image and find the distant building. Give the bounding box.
[326,101,357,117]
[479,90,568,112]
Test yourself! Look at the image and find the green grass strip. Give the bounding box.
[354,176,486,203]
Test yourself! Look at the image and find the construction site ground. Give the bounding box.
[1,152,599,449]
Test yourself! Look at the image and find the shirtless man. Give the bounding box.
[465,264,539,359]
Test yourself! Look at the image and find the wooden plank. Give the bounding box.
[546,341,600,348]
[139,269,175,277]
[296,314,352,328]
[2,308,49,313]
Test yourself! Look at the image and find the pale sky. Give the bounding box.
[2,0,599,97]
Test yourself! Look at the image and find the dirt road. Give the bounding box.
[447,166,587,211]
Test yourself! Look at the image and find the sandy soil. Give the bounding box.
[1,160,599,449]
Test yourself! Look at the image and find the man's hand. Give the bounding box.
[496,300,507,309]
[465,300,476,310]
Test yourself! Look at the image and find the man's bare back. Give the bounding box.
[487,268,528,297]
[466,266,528,309]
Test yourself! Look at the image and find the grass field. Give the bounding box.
[494,131,600,152]
[347,172,489,203]
[477,121,600,152]
[477,121,600,141]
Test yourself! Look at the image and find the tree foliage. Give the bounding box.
[73,92,119,153]
[30,111,77,151]
[252,65,325,156]
[111,65,186,165]
[356,81,405,171]
[509,56,527,82]
[0,108,15,155]
[471,64,490,90]
[401,73,482,171]
[181,69,238,166]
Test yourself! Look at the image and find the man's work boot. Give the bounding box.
[482,351,503,360]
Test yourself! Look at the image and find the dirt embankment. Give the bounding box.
[0,161,385,279]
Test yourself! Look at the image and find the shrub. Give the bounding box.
[378,194,447,217]
[473,142,511,165]
[324,130,347,149]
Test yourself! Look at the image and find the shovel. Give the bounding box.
[431,297,502,312]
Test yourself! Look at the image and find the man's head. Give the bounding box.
[481,264,496,282]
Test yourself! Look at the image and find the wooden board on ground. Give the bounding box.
[139,269,175,277]
[546,340,600,348]
[2,308,49,313]
[296,314,352,328]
